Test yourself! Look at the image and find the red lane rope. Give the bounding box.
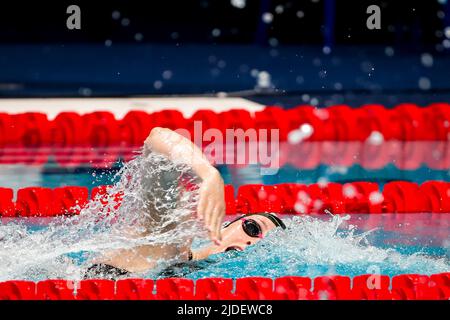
[0,104,448,145]
[0,104,449,168]
[0,181,449,217]
[0,140,448,170]
[0,273,448,300]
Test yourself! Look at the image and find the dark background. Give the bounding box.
[0,0,449,106]
[0,0,445,45]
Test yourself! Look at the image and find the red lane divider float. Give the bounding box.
[282,140,449,170]
[115,279,155,300]
[352,274,392,300]
[0,181,449,217]
[0,141,448,170]
[235,181,450,215]
[0,103,448,168]
[36,280,76,300]
[0,273,448,300]
[195,278,234,300]
[312,276,353,300]
[0,187,15,217]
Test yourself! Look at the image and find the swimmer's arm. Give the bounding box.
[144,127,225,244]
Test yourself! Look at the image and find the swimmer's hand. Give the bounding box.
[197,169,225,245]
[144,127,225,244]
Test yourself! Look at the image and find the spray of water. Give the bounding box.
[0,150,206,281]
[186,214,449,279]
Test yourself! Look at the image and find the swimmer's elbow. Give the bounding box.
[144,127,176,153]
[146,127,169,143]
[150,126,166,137]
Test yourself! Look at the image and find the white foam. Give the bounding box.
[0,150,205,281]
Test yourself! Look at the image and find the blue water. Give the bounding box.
[0,163,448,192]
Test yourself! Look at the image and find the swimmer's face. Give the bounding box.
[210,215,278,255]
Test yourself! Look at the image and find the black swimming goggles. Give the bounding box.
[223,213,286,238]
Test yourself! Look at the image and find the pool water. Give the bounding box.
[1,212,448,282]
[0,163,448,192]
[0,141,448,191]
[0,148,448,282]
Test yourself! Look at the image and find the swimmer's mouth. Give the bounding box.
[225,246,243,252]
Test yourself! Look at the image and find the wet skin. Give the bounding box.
[191,215,278,260]
[97,215,278,273]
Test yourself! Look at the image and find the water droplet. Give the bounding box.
[275,5,284,14]
[121,18,130,27]
[153,80,163,90]
[385,46,394,57]
[313,109,329,120]
[421,53,433,67]
[78,87,92,97]
[258,189,267,200]
[300,123,314,138]
[134,33,144,42]
[112,11,121,20]
[367,131,384,145]
[334,82,343,90]
[212,28,221,37]
[288,124,313,144]
[445,27,450,38]
[313,199,324,210]
[230,0,246,9]
[296,76,304,84]
[162,70,173,80]
[343,185,357,198]
[369,191,384,205]
[256,71,272,88]
[294,202,307,214]
[418,77,431,90]
[262,12,274,24]
[443,39,450,49]
[269,38,279,47]
[317,177,329,188]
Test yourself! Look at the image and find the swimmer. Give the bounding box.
[84,127,285,279]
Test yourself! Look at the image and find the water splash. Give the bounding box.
[0,150,205,281]
[183,214,449,280]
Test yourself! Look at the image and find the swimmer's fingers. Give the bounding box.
[212,205,224,243]
[197,195,207,221]
[197,171,225,243]
[204,200,215,231]
[203,199,223,244]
